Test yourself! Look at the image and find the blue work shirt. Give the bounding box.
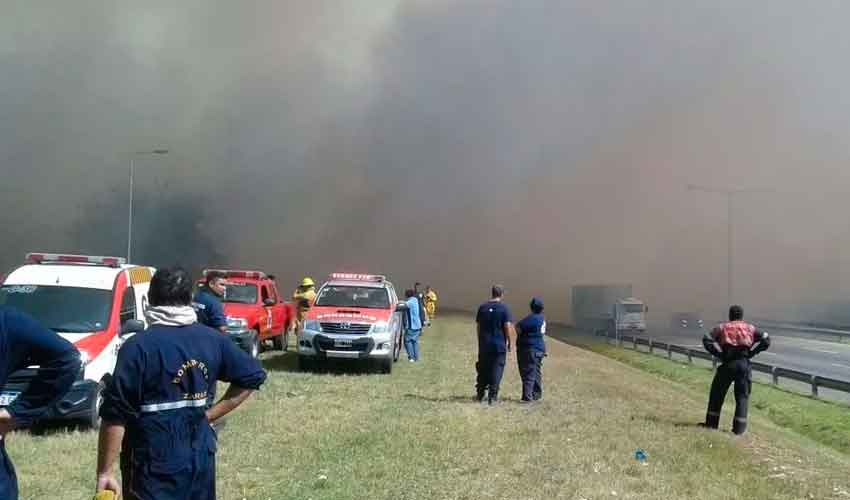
[516,313,547,352]
[0,306,79,500]
[476,300,513,353]
[193,289,227,329]
[406,297,423,331]
[100,322,266,500]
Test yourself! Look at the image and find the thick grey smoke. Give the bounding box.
[4,1,850,322]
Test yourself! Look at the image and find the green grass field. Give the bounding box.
[8,314,850,499]
[562,329,850,456]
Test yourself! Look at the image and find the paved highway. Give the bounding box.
[648,326,850,382]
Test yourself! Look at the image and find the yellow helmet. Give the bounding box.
[301,277,315,287]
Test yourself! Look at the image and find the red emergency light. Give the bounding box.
[330,273,386,282]
[25,253,125,268]
[202,269,268,280]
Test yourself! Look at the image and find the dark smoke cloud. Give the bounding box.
[4,1,850,322]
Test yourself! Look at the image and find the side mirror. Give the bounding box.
[396,303,409,312]
[263,298,276,307]
[121,319,146,337]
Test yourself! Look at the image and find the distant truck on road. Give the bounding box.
[571,284,647,337]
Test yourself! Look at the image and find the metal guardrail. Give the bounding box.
[601,331,850,399]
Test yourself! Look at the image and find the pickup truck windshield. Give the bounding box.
[315,286,390,309]
[623,304,645,313]
[223,284,258,304]
[0,285,112,333]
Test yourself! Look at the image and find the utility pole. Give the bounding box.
[686,184,770,307]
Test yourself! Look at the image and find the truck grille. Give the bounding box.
[314,335,374,353]
[320,322,372,335]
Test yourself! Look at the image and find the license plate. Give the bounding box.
[327,351,359,359]
[333,339,353,348]
[0,392,20,407]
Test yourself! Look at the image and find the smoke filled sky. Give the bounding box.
[4,1,850,321]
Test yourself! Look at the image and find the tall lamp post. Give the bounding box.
[686,184,770,307]
[128,149,169,262]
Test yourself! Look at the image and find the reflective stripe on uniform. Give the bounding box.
[706,411,721,417]
[140,399,208,413]
[734,417,747,423]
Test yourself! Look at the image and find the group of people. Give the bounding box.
[0,266,773,500]
[474,285,547,404]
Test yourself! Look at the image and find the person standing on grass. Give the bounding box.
[95,267,266,500]
[475,285,514,405]
[414,282,430,327]
[404,289,423,362]
[193,270,228,333]
[0,306,79,500]
[515,297,547,403]
[701,305,770,435]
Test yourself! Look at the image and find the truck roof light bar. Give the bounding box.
[202,269,268,280]
[25,253,125,268]
[330,273,386,282]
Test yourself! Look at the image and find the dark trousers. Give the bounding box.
[121,448,216,500]
[517,349,544,401]
[705,358,752,434]
[0,442,18,500]
[476,351,506,401]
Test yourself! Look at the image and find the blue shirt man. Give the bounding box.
[193,271,227,332]
[0,306,79,500]
[404,290,423,362]
[515,297,547,402]
[96,268,266,500]
[474,285,513,404]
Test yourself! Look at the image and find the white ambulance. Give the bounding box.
[0,253,154,428]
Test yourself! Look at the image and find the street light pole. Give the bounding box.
[686,184,766,307]
[127,149,168,262]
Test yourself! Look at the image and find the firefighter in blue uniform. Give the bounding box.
[515,297,547,402]
[475,285,514,405]
[95,268,266,500]
[702,305,770,435]
[193,270,228,332]
[0,305,79,500]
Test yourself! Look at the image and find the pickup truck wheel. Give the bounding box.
[248,331,260,359]
[380,358,393,374]
[272,329,285,351]
[86,381,105,429]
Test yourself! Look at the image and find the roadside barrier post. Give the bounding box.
[771,367,779,385]
[667,344,672,359]
[649,339,654,354]
[687,350,693,364]
[811,376,819,398]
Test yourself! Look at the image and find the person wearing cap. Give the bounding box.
[95,267,266,500]
[701,305,771,435]
[0,306,79,500]
[292,277,317,335]
[193,271,227,333]
[515,298,547,402]
[475,285,514,404]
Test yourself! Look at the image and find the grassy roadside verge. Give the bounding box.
[558,327,850,455]
[7,314,850,499]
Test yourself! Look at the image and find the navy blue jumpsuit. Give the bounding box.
[0,306,79,500]
[475,300,512,403]
[100,322,266,500]
[515,313,546,402]
[192,290,227,330]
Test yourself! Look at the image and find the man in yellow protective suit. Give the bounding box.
[424,285,438,321]
[292,277,317,335]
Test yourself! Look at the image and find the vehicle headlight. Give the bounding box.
[371,321,389,334]
[303,320,321,332]
[226,316,248,329]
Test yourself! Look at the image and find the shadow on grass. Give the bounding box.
[262,352,392,376]
[403,393,529,404]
